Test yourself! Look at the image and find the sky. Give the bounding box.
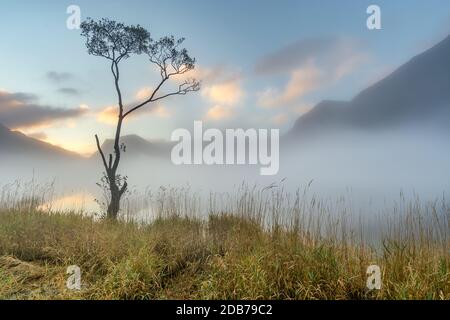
[1,0,450,155]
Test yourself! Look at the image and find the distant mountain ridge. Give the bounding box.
[0,122,81,160]
[94,134,174,160]
[288,35,450,139]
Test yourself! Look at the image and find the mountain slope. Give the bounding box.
[92,135,174,160]
[289,35,450,138]
[0,123,81,160]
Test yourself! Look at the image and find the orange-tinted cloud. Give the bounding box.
[258,61,321,108]
[204,105,233,121]
[97,106,117,125]
[136,87,153,100]
[202,80,243,106]
[272,113,289,125]
[97,104,170,125]
[255,37,368,109]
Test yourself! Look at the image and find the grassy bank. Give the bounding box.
[0,197,448,299]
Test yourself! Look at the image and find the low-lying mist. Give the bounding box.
[1,123,449,218]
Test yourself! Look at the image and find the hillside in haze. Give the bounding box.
[94,135,174,161]
[0,123,80,160]
[287,35,450,140]
[0,122,90,184]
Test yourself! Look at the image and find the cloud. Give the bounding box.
[25,131,48,140]
[255,37,369,108]
[200,73,243,121]
[150,105,170,118]
[97,104,170,125]
[172,64,244,122]
[0,90,88,129]
[255,36,366,76]
[333,53,368,80]
[292,103,313,115]
[136,87,153,100]
[162,64,244,123]
[204,105,234,121]
[258,61,322,108]
[96,106,117,125]
[57,87,81,96]
[96,86,176,125]
[172,64,244,107]
[202,80,243,106]
[272,113,289,125]
[47,71,81,96]
[46,71,74,83]
[172,65,237,85]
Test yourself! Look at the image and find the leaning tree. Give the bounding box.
[80,18,200,219]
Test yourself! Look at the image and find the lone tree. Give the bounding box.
[81,18,200,219]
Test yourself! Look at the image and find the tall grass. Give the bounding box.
[0,182,448,300]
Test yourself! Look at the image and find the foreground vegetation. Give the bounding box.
[0,184,448,300]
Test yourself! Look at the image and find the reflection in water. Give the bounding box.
[39,192,99,214]
[38,190,158,222]
[3,180,448,247]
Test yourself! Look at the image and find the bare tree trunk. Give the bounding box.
[95,130,127,220]
[107,180,121,219]
[95,60,128,220]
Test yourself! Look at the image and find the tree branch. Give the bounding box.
[95,134,109,172]
[108,154,113,169]
[119,181,128,196]
[151,81,199,103]
[123,78,199,118]
[122,76,168,118]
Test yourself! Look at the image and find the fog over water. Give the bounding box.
[1,121,449,221]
